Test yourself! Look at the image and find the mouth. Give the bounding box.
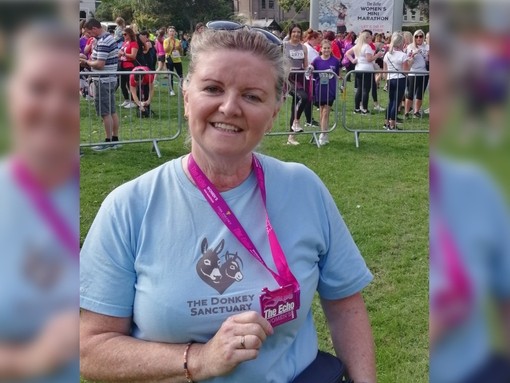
[211,122,243,134]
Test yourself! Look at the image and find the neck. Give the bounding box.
[184,150,253,192]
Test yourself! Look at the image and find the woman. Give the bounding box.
[154,29,166,83]
[345,31,384,114]
[80,28,375,383]
[164,26,183,96]
[114,17,125,47]
[341,32,356,80]
[284,23,309,145]
[304,29,320,64]
[311,39,341,146]
[382,32,412,130]
[118,27,139,108]
[0,21,79,382]
[404,29,429,118]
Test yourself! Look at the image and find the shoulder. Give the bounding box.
[101,160,179,214]
[257,154,324,192]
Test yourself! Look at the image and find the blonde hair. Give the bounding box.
[388,32,404,54]
[186,29,287,100]
[403,31,413,46]
[353,31,370,57]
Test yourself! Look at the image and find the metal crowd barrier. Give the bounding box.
[79,70,182,157]
[265,70,341,148]
[342,69,430,147]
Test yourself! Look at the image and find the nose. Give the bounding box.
[218,91,242,117]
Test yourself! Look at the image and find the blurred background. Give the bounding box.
[0,1,79,382]
[430,0,510,382]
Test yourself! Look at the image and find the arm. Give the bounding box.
[366,50,383,63]
[129,83,141,107]
[125,45,138,61]
[345,47,357,64]
[0,310,78,379]
[321,293,376,383]
[80,309,273,382]
[81,57,105,70]
[303,44,309,69]
[164,39,171,55]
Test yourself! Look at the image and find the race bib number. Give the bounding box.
[172,50,181,58]
[260,285,298,327]
[289,49,304,60]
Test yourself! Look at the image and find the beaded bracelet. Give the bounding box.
[183,342,194,383]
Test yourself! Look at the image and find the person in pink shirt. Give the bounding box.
[154,29,166,83]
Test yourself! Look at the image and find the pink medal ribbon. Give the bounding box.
[11,158,79,259]
[429,159,474,328]
[188,154,300,326]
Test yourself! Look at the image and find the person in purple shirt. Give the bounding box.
[311,39,341,146]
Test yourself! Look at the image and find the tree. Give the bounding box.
[278,0,309,13]
[95,0,233,32]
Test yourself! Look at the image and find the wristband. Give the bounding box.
[183,342,194,383]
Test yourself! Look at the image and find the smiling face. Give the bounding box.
[9,46,78,179]
[183,49,281,162]
[290,27,302,43]
[321,41,332,58]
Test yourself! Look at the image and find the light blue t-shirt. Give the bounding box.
[430,156,510,383]
[80,154,373,383]
[0,159,79,382]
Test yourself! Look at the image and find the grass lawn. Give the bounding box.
[80,61,429,382]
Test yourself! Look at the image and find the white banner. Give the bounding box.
[318,0,394,35]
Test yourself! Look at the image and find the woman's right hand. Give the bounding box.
[189,311,273,379]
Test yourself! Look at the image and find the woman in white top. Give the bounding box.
[304,30,320,64]
[404,29,429,118]
[382,32,413,130]
[344,31,384,114]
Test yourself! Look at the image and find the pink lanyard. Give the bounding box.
[429,159,473,321]
[188,154,300,295]
[11,158,79,259]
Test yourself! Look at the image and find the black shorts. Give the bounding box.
[157,55,165,62]
[314,99,335,107]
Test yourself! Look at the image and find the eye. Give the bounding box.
[204,259,211,266]
[203,85,222,94]
[244,94,262,102]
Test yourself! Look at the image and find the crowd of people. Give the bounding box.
[80,26,376,383]
[79,17,429,149]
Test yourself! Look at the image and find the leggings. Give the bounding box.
[371,73,378,103]
[119,66,133,101]
[166,59,183,90]
[386,77,406,121]
[405,74,429,101]
[354,72,372,111]
[288,88,309,131]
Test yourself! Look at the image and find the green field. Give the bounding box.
[80,62,429,382]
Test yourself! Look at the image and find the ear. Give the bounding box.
[214,239,225,255]
[266,96,283,133]
[183,82,189,118]
[201,238,208,254]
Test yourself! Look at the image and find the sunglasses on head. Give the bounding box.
[206,20,282,46]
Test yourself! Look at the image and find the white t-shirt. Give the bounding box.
[80,154,373,383]
[355,43,375,71]
[305,42,319,64]
[383,50,408,79]
[405,43,429,74]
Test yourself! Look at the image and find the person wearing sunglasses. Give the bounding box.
[403,29,429,119]
[80,27,375,383]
